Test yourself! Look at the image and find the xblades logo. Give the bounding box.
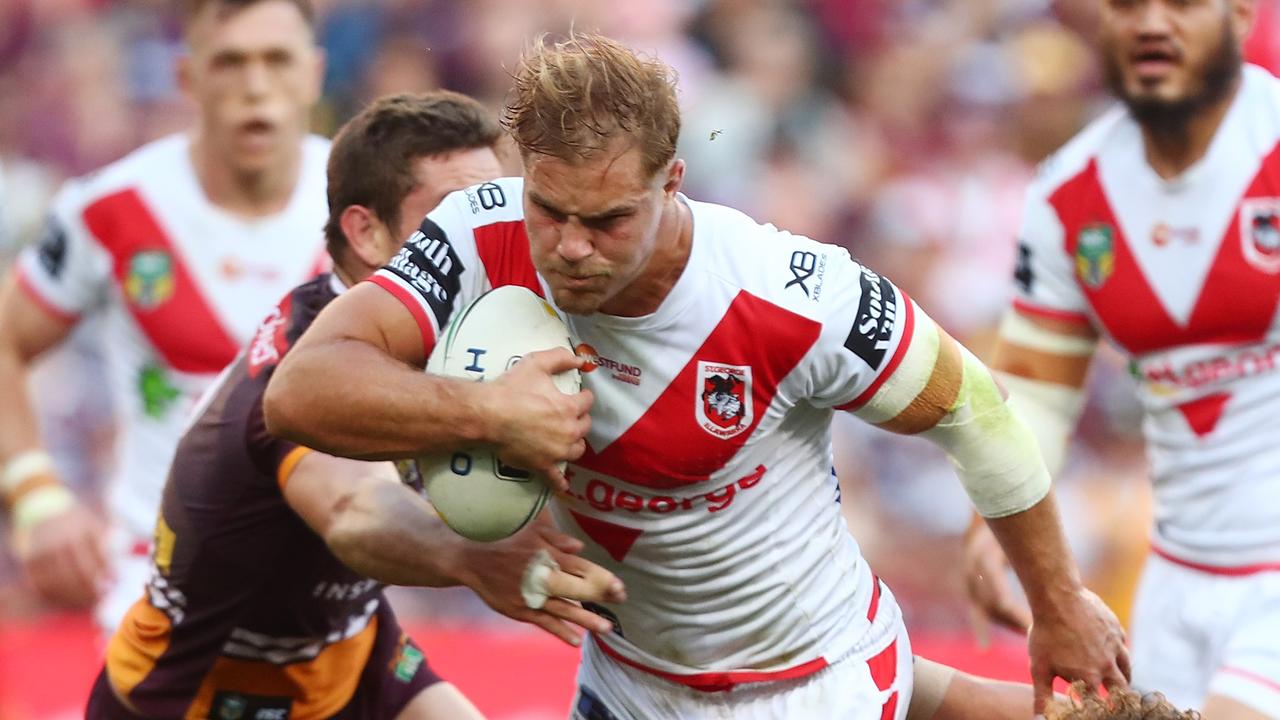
[786,251,817,296]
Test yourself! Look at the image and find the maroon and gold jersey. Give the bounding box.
[94,274,435,719]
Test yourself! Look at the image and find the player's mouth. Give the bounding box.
[557,273,600,290]
[235,118,278,152]
[1130,46,1180,82]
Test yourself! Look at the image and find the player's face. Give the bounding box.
[1099,0,1250,122]
[385,147,505,252]
[523,143,679,316]
[181,0,323,176]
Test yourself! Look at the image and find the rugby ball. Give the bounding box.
[418,285,579,542]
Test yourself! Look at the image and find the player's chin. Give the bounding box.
[550,287,604,316]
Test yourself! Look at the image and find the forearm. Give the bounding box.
[984,493,1083,618]
[0,346,42,461]
[326,480,467,587]
[265,338,490,460]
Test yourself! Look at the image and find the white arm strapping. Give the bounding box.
[920,344,1052,519]
[995,372,1085,478]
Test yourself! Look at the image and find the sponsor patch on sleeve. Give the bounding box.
[843,266,898,370]
[381,217,465,331]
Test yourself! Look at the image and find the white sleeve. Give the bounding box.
[805,248,917,410]
[13,180,111,319]
[1011,187,1091,324]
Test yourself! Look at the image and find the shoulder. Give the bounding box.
[445,176,526,229]
[1028,105,1129,199]
[48,135,188,222]
[246,274,338,379]
[688,197,857,317]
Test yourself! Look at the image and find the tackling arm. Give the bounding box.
[280,450,624,646]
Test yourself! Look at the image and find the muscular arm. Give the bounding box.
[281,450,624,645]
[264,282,592,483]
[847,306,1127,709]
[264,284,488,459]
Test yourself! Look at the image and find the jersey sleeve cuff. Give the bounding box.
[365,271,438,358]
[835,289,917,412]
[12,265,80,323]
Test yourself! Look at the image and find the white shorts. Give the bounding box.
[570,621,912,720]
[95,528,152,635]
[1130,549,1280,716]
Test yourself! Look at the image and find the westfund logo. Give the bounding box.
[843,267,896,369]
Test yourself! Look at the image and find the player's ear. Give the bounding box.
[306,46,326,105]
[338,205,376,256]
[176,52,193,97]
[662,158,685,199]
[1232,0,1257,41]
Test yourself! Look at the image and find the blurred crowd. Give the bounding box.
[3,0,1277,636]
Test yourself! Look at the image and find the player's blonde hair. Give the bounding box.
[1046,683,1201,720]
[502,32,681,178]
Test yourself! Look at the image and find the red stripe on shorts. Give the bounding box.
[592,635,828,693]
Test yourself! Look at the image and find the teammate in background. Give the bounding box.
[88,91,626,720]
[0,0,329,630]
[965,1,1280,718]
[265,33,1127,718]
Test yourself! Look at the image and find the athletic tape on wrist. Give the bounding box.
[521,548,559,610]
[13,484,75,531]
[2,450,56,495]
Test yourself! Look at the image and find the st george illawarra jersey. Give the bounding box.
[14,133,331,539]
[370,177,919,690]
[1014,65,1280,569]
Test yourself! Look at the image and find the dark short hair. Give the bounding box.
[323,91,502,259]
[184,0,315,31]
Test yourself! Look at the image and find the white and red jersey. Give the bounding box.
[372,177,916,690]
[15,133,331,539]
[1014,65,1280,568]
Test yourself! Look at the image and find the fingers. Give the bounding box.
[542,597,613,634]
[1116,646,1132,683]
[521,610,585,647]
[967,571,1031,634]
[64,532,108,604]
[543,465,570,493]
[1031,666,1053,715]
[528,347,588,375]
[546,553,627,604]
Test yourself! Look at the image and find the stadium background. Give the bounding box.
[1,0,1277,717]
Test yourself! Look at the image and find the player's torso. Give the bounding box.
[1047,67,1280,564]
[79,135,331,532]
[457,188,893,676]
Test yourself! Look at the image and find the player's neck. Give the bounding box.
[1139,76,1241,181]
[189,136,302,218]
[599,199,692,318]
